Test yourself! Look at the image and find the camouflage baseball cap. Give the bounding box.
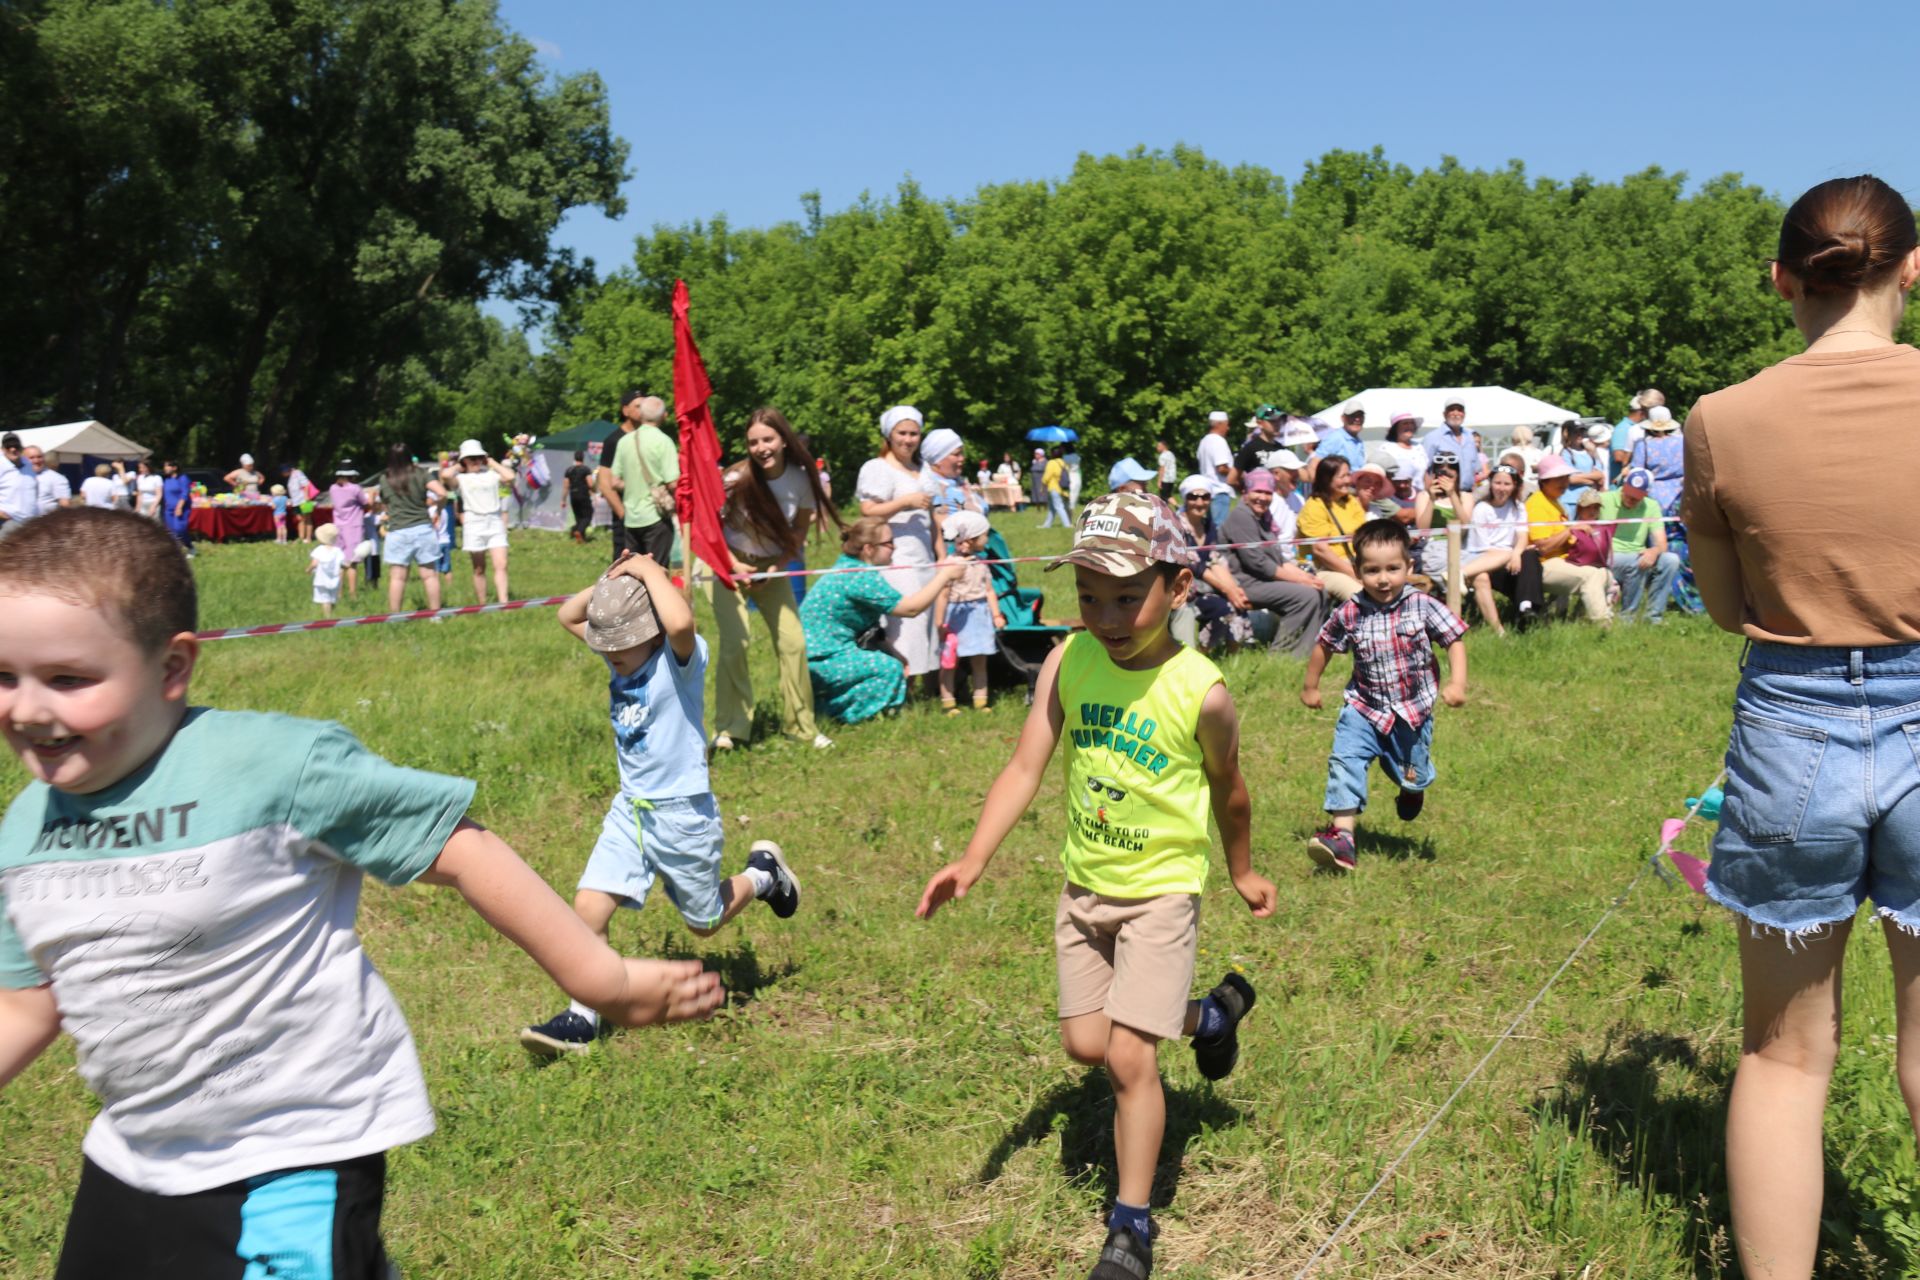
[584,573,662,653]
[1047,491,1196,577]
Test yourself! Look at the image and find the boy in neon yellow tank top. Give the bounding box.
[917,492,1276,1280]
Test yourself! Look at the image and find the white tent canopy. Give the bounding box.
[11,420,151,466]
[1309,387,1584,443]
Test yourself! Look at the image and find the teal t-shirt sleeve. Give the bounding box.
[286,724,477,885]
[0,899,45,989]
[849,570,902,614]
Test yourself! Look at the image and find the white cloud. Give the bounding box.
[530,36,562,60]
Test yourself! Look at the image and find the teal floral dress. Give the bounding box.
[800,554,908,724]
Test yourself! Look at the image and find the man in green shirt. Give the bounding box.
[610,395,680,564]
[1599,467,1680,622]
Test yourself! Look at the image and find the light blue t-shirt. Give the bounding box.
[1609,416,1638,482]
[1316,431,1368,474]
[1559,447,1601,514]
[0,708,474,1194]
[608,635,711,800]
[1421,427,1482,484]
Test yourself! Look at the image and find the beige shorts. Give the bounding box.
[1055,883,1199,1040]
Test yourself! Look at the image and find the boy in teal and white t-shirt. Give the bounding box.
[0,508,722,1278]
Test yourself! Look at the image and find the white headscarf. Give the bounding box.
[920,428,963,466]
[878,405,924,439]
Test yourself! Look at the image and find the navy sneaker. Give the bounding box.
[1088,1225,1153,1279]
[748,840,801,919]
[518,1009,597,1058]
[1193,972,1256,1082]
[1307,828,1357,872]
[1395,789,1425,821]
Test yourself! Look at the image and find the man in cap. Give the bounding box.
[1421,399,1485,489]
[1108,457,1158,495]
[917,489,1272,1280]
[1316,404,1370,475]
[0,432,32,537]
[1030,447,1048,512]
[1234,406,1293,480]
[1196,410,1238,527]
[1597,467,1680,622]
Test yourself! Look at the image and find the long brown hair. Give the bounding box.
[727,407,842,558]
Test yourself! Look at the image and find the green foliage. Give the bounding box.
[0,0,621,467]
[555,146,1918,471]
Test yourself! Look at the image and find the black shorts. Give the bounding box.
[56,1154,390,1279]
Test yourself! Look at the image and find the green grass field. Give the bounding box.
[3,516,1917,1278]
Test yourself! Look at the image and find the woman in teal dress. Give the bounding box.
[802,517,964,724]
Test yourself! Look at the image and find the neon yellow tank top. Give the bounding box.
[1057,632,1224,897]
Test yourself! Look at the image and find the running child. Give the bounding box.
[1301,519,1468,872]
[518,551,801,1057]
[916,492,1275,1280]
[933,509,1006,713]
[0,509,721,1278]
[308,521,345,618]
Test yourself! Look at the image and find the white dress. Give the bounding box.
[856,456,939,676]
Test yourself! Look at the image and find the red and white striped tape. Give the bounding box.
[194,596,574,642]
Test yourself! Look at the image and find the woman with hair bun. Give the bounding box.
[1685,174,1920,1280]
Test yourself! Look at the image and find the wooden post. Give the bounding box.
[1446,524,1464,617]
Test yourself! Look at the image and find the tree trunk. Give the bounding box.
[220,285,282,462]
[91,257,151,426]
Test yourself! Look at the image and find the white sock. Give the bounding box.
[568,1000,600,1028]
[745,865,775,898]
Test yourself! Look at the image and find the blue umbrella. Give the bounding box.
[1026,424,1078,443]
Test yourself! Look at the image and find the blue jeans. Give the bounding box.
[1038,492,1070,528]
[1610,549,1681,620]
[1324,704,1436,814]
[1708,642,1920,937]
[1210,491,1232,528]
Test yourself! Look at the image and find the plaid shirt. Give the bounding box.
[1316,588,1468,733]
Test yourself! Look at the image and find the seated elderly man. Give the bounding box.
[1217,467,1333,657]
[1525,456,1611,623]
[1597,466,1680,623]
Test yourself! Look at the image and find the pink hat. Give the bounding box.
[1352,463,1389,485]
[1243,468,1276,493]
[1388,411,1423,429]
[1534,455,1573,481]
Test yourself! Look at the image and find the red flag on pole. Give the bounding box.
[671,279,735,590]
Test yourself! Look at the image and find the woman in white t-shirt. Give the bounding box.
[80,464,116,509]
[708,407,842,752]
[445,439,515,604]
[857,406,940,682]
[1462,462,1545,635]
[1368,412,1428,491]
[133,459,163,519]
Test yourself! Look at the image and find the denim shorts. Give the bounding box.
[383,522,440,566]
[577,792,726,929]
[1707,641,1920,937]
[1323,703,1436,813]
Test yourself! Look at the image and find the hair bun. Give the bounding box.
[1803,232,1873,287]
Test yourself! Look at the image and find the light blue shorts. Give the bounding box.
[578,793,726,929]
[384,522,441,566]
[1709,642,1920,938]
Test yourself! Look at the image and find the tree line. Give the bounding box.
[558,146,1918,471]
[0,0,615,467]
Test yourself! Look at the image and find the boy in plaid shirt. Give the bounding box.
[1300,519,1468,871]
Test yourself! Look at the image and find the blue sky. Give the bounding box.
[497,0,1917,307]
